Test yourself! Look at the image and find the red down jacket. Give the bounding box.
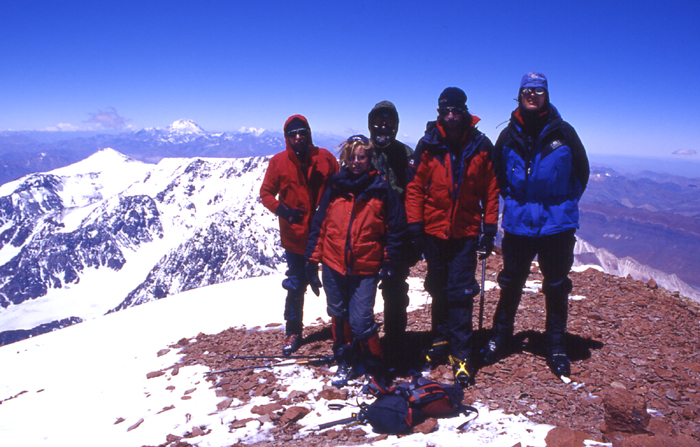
[406,118,499,239]
[260,115,339,254]
[305,169,406,275]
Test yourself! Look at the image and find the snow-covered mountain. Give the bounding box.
[573,237,700,302]
[3,147,699,346]
[0,148,284,344]
[0,120,345,187]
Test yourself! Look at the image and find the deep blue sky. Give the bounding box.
[1,1,699,158]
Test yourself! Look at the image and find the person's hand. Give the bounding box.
[276,203,304,224]
[407,223,425,265]
[305,262,322,296]
[477,225,496,260]
[378,264,396,289]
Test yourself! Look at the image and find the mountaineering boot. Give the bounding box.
[547,352,571,377]
[423,339,450,365]
[331,362,354,388]
[480,333,511,365]
[282,333,301,356]
[359,334,391,382]
[449,355,474,388]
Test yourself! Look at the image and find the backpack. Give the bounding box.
[358,376,477,434]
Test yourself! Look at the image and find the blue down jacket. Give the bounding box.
[493,105,590,237]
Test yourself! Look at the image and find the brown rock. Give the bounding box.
[146,371,165,379]
[191,426,205,437]
[545,426,589,447]
[646,417,677,437]
[251,402,284,415]
[157,349,170,357]
[216,398,233,411]
[280,406,310,424]
[317,387,348,401]
[166,434,182,442]
[229,418,256,429]
[602,388,651,434]
[612,434,680,447]
[127,418,144,432]
[646,279,658,289]
[413,418,438,434]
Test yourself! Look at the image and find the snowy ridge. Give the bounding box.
[574,237,700,302]
[0,150,284,340]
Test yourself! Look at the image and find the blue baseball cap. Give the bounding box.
[520,72,548,91]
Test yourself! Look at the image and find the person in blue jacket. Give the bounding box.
[482,72,589,377]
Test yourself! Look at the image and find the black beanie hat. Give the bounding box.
[438,87,468,110]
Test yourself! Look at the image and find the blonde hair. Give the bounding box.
[337,135,375,168]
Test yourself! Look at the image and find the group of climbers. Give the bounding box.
[259,72,589,388]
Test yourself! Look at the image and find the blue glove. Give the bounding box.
[305,262,322,296]
[276,203,304,224]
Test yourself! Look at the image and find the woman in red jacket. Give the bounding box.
[305,135,406,387]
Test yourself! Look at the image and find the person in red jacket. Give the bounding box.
[305,135,406,387]
[405,87,499,387]
[260,115,339,356]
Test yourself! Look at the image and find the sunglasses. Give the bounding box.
[438,106,465,116]
[521,87,546,96]
[348,154,368,162]
[287,129,309,138]
[347,134,370,144]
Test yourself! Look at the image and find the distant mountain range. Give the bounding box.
[1,123,699,345]
[0,119,345,186]
[578,166,700,291]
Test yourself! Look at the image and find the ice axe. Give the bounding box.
[477,252,486,330]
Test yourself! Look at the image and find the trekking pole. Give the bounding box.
[228,354,333,361]
[316,414,361,430]
[206,357,331,375]
[477,254,486,330]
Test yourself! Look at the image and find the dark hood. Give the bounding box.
[368,101,399,142]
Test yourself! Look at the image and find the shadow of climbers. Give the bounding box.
[302,325,333,345]
[512,330,604,362]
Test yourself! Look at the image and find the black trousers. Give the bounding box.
[494,229,576,353]
[423,236,480,360]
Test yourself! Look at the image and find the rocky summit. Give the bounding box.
[146,253,700,447]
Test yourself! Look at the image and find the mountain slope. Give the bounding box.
[0,149,284,343]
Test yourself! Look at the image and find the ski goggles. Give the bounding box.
[520,87,546,96]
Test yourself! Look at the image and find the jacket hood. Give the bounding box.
[368,101,399,142]
[284,114,314,150]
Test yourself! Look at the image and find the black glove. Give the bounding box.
[378,263,396,289]
[276,203,304,224]
[407,223,425,266]
[305,261,322,296]
[477,224,497,260]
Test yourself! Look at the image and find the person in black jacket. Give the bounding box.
[482,72,589,377]
[367,101,415,366]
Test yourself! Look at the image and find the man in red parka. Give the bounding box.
[260,115,339,355]
[406,88,499,386]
